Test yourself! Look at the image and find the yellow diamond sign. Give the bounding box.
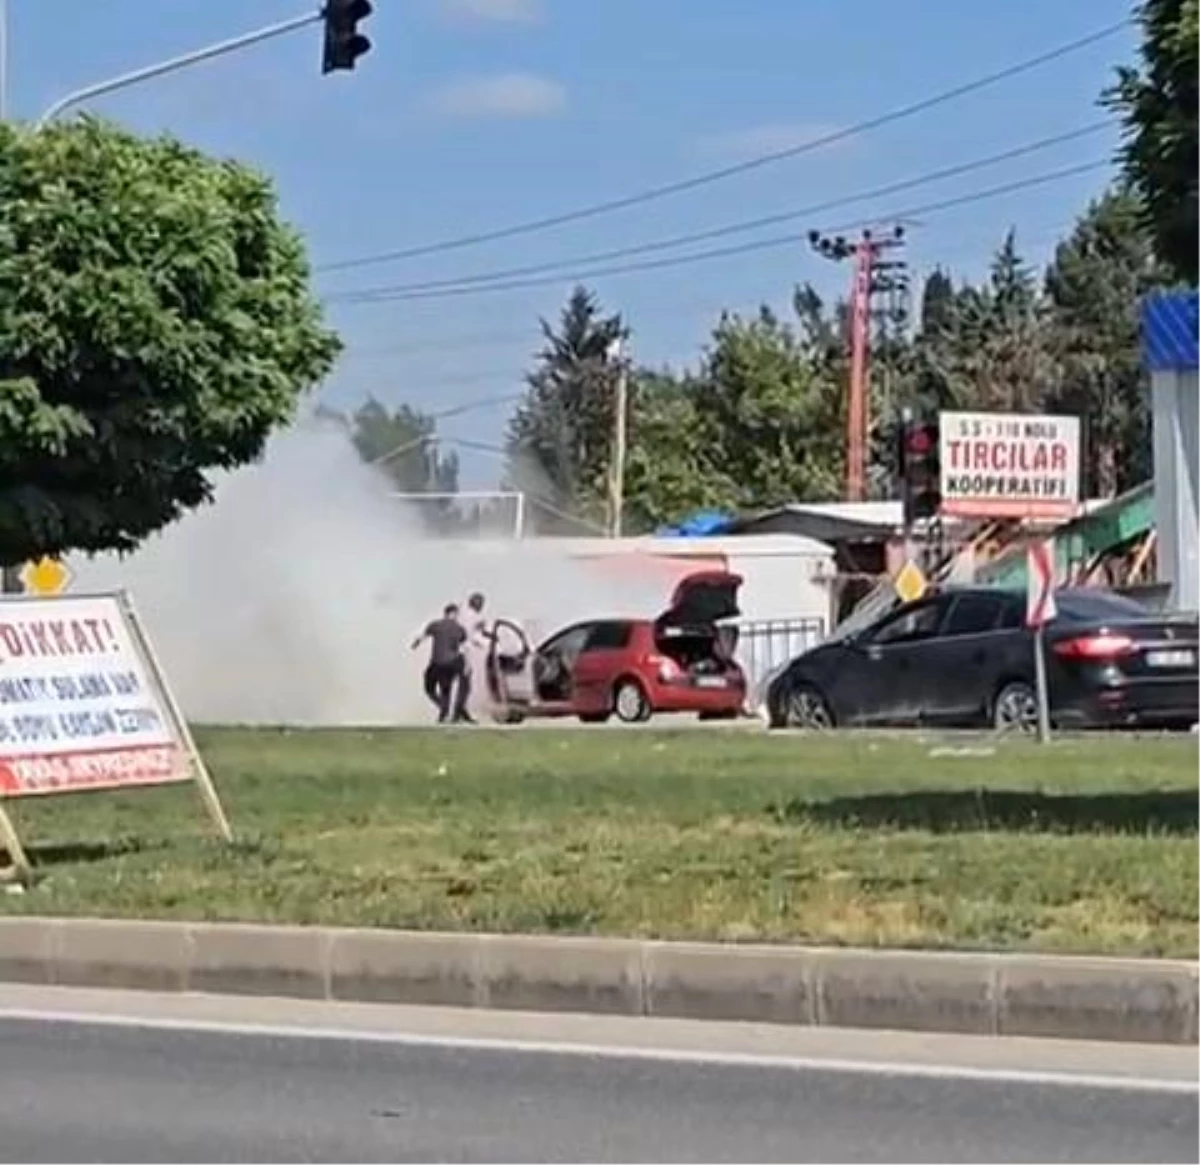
[893,559,928,604]
[20,556,72,596]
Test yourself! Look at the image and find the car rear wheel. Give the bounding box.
[783,683,835,730]
[613,679,652,724]
[993,681,1037,733]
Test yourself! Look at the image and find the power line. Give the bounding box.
[443,435,510,456]
[349,395,525,469]
[333,367,526,391]
[323,387,525,437]
[341,331,538,359]
[328,159,1111,306]
[336,291,780,358]
[431,391,525,421]
[329,122,1111,302]
[316,19,1130,274]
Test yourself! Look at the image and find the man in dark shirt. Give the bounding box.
[411,604,468,724]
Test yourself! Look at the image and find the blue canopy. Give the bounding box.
[656,511,734,537]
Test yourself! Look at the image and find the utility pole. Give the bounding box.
[808,224,907,502]
[869,225,910,458]
[606,336,628,538]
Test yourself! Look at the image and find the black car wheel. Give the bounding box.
[613,679,652,724]
[783,683,835,730]
[993,681,1037,733]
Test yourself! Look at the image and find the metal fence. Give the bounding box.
[734,616,827,695]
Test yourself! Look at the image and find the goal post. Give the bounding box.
[390,490,527,538]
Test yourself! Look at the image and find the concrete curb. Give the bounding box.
[0,917,1195,1045]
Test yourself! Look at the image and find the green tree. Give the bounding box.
[918,268,955,334]
[344,397,460,495]
[1044,187,1163,496]
[1104,0,1198,283]
[621,368,714,531]
[913,232,1053,417]
[505,285,625,526]
[0,117,338,565]
[896,271,964,418]
[691,307,842,508]
[973,231,1054,413]
[612,301,847,528]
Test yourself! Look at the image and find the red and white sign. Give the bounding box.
[1026,539,1058,628]
[939,411,1081,520]
[0,595,191,797]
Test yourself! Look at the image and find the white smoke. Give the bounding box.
[68,418,666,726]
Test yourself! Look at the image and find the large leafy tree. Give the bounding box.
[620,368,716,531]
[1105,0,1198,283]
[505,285,625,525]
[0,117,339,565]
[702,301,843,505]
[1044,187,1164,496]
[343,397,460,495]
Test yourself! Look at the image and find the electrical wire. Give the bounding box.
[328,122,1112,301]
[334,367,526,391]
[337,291,777,358]
[430,391,525,421]
[342,331,538,359]
[328,159,1111,306]
[316,19,1131,274]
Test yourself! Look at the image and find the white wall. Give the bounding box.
[1151,368,1199,611]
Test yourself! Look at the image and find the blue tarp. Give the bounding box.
[656,511,734,537]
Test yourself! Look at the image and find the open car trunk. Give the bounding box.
[654,571,742,676]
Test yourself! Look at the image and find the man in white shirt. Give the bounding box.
[460,591,493,722]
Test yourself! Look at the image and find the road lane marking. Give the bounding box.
[0,1007,1195,1095]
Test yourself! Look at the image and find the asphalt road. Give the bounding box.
[0,991,1195,1164]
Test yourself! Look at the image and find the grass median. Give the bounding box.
[1,727,1196,957]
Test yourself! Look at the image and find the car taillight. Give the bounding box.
[1053,633,1136,660]
[656,657,681,682]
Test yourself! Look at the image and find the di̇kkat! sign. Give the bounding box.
[0,592,231,881]
[938,411,1082,520]
[0,594,194,796]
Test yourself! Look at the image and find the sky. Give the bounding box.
[6,0,1138,488]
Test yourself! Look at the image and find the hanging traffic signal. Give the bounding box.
[898,414,942,525]
[322,0,372,74]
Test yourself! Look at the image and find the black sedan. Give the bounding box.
[766,586,1199,732]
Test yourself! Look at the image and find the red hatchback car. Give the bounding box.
[485,571,747,724]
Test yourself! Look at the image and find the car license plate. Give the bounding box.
[695,676,727,688]
[1146,649,1195,669]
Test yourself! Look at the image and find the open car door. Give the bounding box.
[485,619,593,722]
[485,618,533,722]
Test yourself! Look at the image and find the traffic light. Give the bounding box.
[898,413,942,525]
[322,0,372,74]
